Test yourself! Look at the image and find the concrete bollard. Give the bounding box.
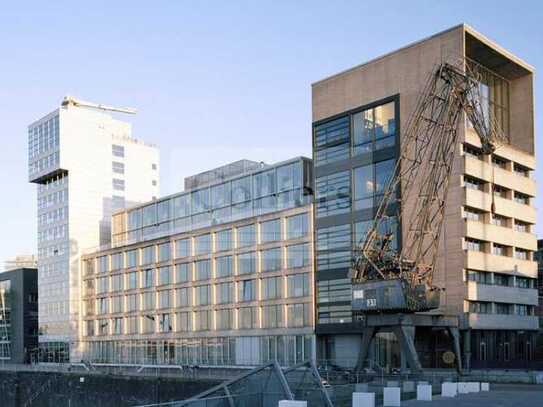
[383,387,401,407]
[416,384,432,401]
[441,382,457,397]
[355,383,369,392]
[387,381,400,388]
[458,382,469,394]
[353,392,375,407]
[467,382,480,393]
[278,401,307,407]
[402,381,415,393]
[481,382,489,391]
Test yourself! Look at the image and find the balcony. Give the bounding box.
[466,281,538,305]
[464,188,536,224]
[464,220,536,251]
[465,250,537,278]
[467,313,538,330]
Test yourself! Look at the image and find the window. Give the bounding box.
[157,200,171,223]
[286,213,309,240]
[142,246,155,265]
[261,277,282,300]
[127,272,138,289]
[195,234,211,255]
[111,274,123,291]
[195,259,211,280]
[514,192,530,205]
[110,253,123,271]
[173,195,190,219]
[158,290,172,309]
[215,229,232,252]
[353,102,396,156]
[465,239,483,252]
[315,171,351,217]
[142,204,157,227]
[231,176,252,220]
[177,312,192,332]
[495,303,511,315]
[216,309,234,330]
[176,287,191,307]
[469,301,491,314]
[142,292,156,310]
[97,297,108,314]
[158,242,171,262]
[494,273,511,287]
[514,163,530,178]
[191,188,210,215]
[492,155,507,169]
[492,244,505,256]
[158,266,172,285]
[142,269,155,288]
[216,255,233,278]
[287,243,310,269]
[314,116,350,166]
[158,314,173,332]
[463,144,483,159]
[126,316,139,334]
[493,184,508,198]
[261,248,282,272]
[237,252,256,275]
[491,214,507,227]
[464,176,484,191]
[111,296,123,313]
[216,282,234,304]
[152,163,157,170]
[84,259,95,275]
[126,294,139,311]
[112,161,125,174]
[113,178,125,191]
[516,277,532,289]
[261,219,281,243]
[195,285,211,306]
[316,224,352,271]
[262,305,283,328]
[211,182,231,209]
[464,207,483,221]
[194,310,212,331]
[237,224,256,248]
[175,238,191,258]
[238,280,256,302]
[176,263,190,283]
[112,144,125,157]
[238,307,258,329]
[287,274,310,298]
[142,315,155,333]
[466,270,491,284]
[515,304,531,316]
[514,249,528,260]
[514,221,529,233]
[98,319,109,335]
[126,250,138,268]
[287,303,310,327]
[98,256,109,273]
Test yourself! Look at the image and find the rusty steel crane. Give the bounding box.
[350,59,507,314]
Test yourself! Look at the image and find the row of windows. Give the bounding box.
[464,238,532,260]
[466,270,535,288]
[89,213,309,273]
[463,144,532,178]
[37,173,68,193]
[315,159,395,218]
[88,273,310,314]
[38,207,68,226]
[29,151,60,175]
[464,175,532,205]
[314,101,396,167]
[468,301,535,316]
[38,189,68,210]
[85,303,312,336]
[88,244,310,295]
[28,115,59,160]
[463,207,532,232]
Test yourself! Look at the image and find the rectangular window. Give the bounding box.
[176,263,190,283]
[287,274,310,298]
[238,280,256,302]
[142,269,155,288]
[216,255,233,278]
[195,234,211,255]
[465,239,483,252]
[316,224,351,271]
[127,271,138,289]
[195,285,211,306]
[286,213,309,240]
[111,296,123,313]
[173,195,191,218]
[464,207,483,221]
[216,282,234,304]
[469,301,491,314]
[516,277,532,289]
[514,249,528,260]
[111,274,123,292]
[142,246,155,265]
[494,273,511,287]
[261,247,282,272]
[158,242,171,262]
[158,290,172,309]
[142,315,155,333]
[158,313,173,332]
[287,243,310,269]
[261,219,281,243]
[113,318,123,335]
[237,224,256,248]
[238,307,258,329]
[158,266,172,286]
[175,238,191,258]
[314,116,350,166]
[126,316,139,334]
[142,292,156,310]
[157,200,171,223]
[126,294,139,311]
[113,178,125,191]
[514,163,530,178]
[262,305,284,328]
[261,277,283,300]
[195,259,211,280]
[98,256,109,273]
[111,253,123,270]
[287,303,310,327]
[126,250,138,268]
[176,287,191,307]
[514,221,529,233]
[466,270,491,284]
[237,252,256,275]
[216,309,234,330]
[191,188,210,214]
[194,310,212,331]
[353,102,396,156]
[112,161,125,174]
[492,244,505,256]
[112,144,125,157]
[142,204,157,227]
[514,192,530,205]
[316,171,351,217]
[464,176,484,191]
[177,312,192,332]
[215,229,232,252]
[495,302,511,315]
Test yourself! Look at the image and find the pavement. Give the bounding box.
[401,384,543,407]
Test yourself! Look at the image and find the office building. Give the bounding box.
[0,268,38,364]
[80,157,315,367]
[4,255,37,272]
[312,24,537,369]
[28,97,159,362]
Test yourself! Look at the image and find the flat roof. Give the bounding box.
[312,23,533,87]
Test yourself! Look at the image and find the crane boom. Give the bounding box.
[350,59,507,313]
[61,95,137,115]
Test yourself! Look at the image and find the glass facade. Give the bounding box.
[313,97,399,327]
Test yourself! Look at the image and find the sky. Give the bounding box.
[0,1,542,267]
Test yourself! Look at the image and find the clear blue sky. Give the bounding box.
[1,1,542,266]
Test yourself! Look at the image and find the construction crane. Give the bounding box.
[61,95,137,115]
[350,58,507,314]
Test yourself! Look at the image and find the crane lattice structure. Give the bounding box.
[350,58,507,312]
